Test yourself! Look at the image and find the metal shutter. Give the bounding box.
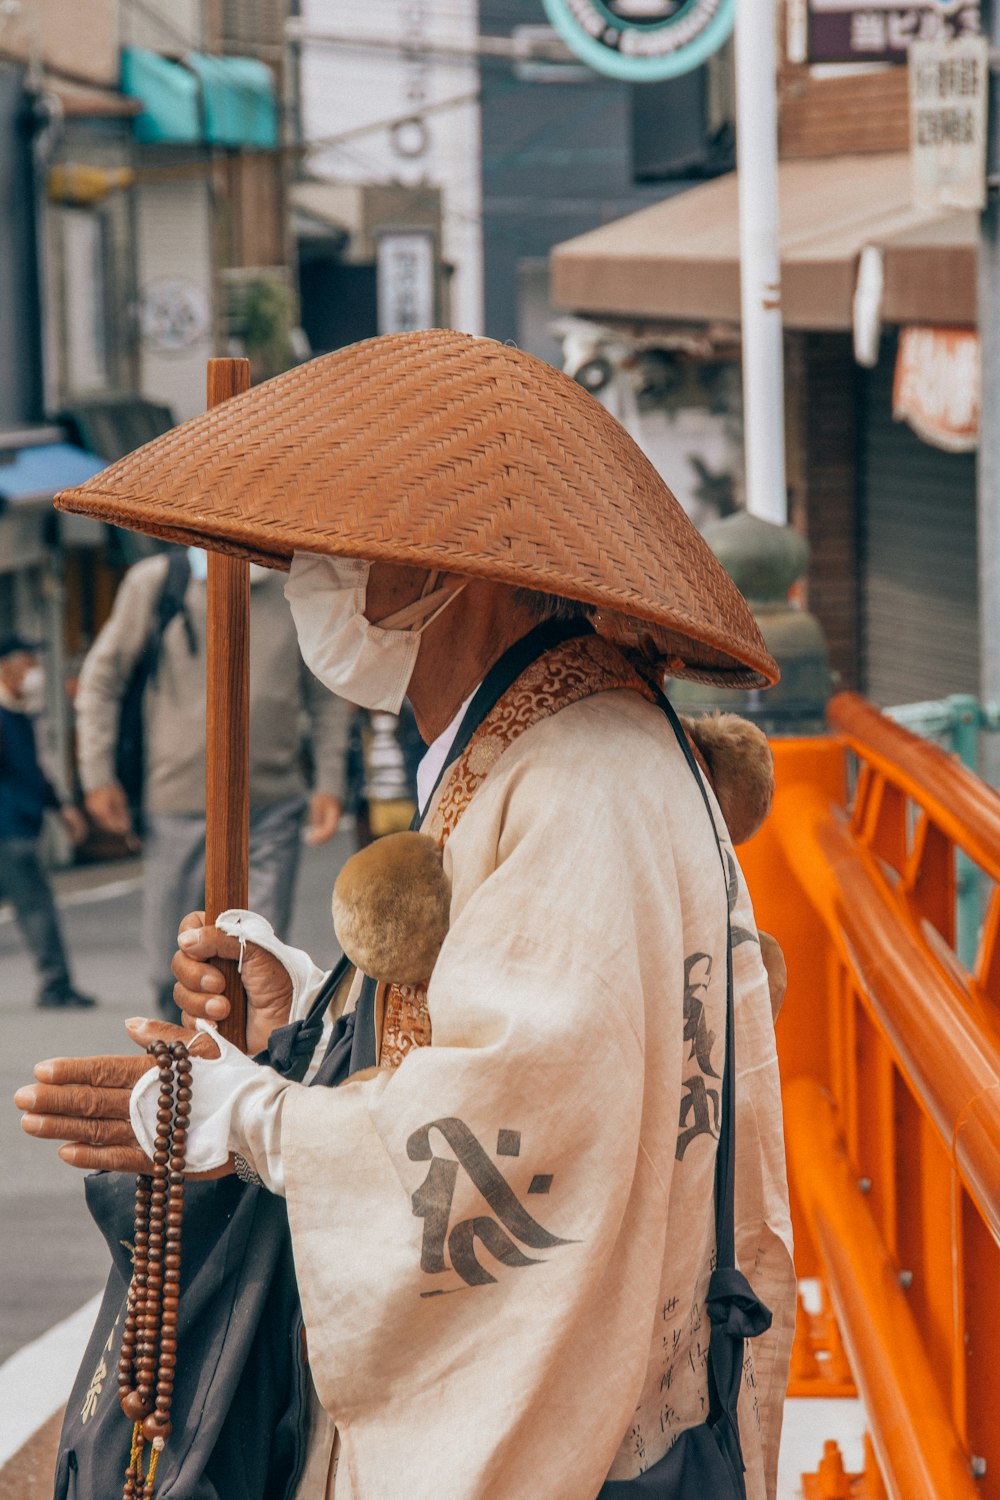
[136,179,215,424]
[860,335,979,708]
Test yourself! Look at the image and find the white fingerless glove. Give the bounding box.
[130,1020,290,1190]
[214,908,329,1020]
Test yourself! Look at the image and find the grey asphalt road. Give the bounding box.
[0,829,353,1366]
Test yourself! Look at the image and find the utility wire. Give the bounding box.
[287,20,580,68]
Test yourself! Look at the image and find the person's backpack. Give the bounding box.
[115,549,197,821]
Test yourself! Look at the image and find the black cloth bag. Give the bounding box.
[54,1173,308,1499]
[51,963,385,1500]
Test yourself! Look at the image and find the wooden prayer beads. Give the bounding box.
[118,1039,191,1499]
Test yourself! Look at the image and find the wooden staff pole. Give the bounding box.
[203,357,251,1049]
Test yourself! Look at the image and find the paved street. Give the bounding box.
[0,830,353,1372]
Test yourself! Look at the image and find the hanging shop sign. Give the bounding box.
[910,35,989,210]
[893,325,979,452]
[376,231,437,336]
[807,0,981,65]
[540,0,735,81]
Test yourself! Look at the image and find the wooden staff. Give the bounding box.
[202,357,251,1050]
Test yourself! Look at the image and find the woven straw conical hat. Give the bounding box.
[56,330,776,688]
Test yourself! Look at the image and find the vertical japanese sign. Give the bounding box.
[807,0,980,64]
[376,232,437,336]
[909,35,989,210]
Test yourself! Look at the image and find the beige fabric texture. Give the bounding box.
[274,691,794,1499]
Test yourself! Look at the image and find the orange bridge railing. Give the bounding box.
[741,692,1000,1500]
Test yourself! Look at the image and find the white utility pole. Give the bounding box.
[734,0,788,524]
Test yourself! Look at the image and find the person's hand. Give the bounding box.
[85,783,132,837]
[14,1020,224,1174]
[304,792,342,846]
[172,911,294,1055]
[60,804,89,846]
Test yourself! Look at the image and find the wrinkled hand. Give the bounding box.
[14,1020,223,1175]
[172,911,293,1055]
[304,792,342,846]
[85,782,133,838]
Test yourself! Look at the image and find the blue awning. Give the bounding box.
[185,54,278,149]
[121,47,278,150]
[0,443,106,507]
[121,48,201,146]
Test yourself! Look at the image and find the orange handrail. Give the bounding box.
[740,694,1000,1499]
[784,1079,979,1500]
[828,691,1000,883]
[771,779,1000,1246]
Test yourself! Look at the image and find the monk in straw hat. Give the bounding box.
[17,333,794,1499]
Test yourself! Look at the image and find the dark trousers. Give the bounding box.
[0,836,73,1000]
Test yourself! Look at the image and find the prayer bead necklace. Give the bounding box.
[117,1039,191,1499]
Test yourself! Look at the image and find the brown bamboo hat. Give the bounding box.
[56,329,776,689]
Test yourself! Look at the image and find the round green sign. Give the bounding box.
[542,0,735,81]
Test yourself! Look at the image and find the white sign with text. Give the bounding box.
[910,35,989,210]
[376,233,437,336]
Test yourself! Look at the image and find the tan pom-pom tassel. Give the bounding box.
[332,832,451,984]
[680,712,775,846]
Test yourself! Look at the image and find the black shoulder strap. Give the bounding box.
[147,550,196,682]
[655,691,738,1271]
[416,616,594,828]
[660,692,773,1488]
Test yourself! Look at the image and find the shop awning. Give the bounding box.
[184,53,278,149]
[0,442,105,508]
[121,48,201,145]
[550,153,977,331]
[121,48,278,149]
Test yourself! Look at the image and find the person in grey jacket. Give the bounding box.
[75,550,349,1017]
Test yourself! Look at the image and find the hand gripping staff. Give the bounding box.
[117,359,251,1497]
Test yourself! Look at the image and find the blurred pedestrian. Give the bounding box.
[0,634,95,1008]
[75,550,349,1018]
[345,701,424,847]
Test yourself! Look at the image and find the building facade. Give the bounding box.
[0,0,294,810]
[550,27,979,708]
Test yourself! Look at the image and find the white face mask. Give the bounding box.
[20,663,46,714]
[285,552,467,713]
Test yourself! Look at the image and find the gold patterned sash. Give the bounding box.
[378,633,654,1070]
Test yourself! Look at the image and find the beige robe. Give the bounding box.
[256,690,794,1499]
